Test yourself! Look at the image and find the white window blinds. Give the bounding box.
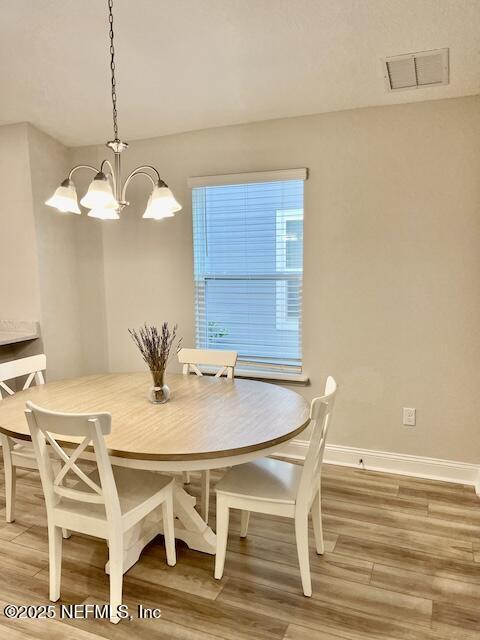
[190,169,306,373]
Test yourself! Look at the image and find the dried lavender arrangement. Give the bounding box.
[129,323,181,404]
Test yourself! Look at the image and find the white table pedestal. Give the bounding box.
[105,481,216,575]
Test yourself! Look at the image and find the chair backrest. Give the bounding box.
[0,354,46,398]
[297,376,337,509]
[25,402,120,522]
[178,348,237,379]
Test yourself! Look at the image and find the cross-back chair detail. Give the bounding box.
[25,404,115,513]
[178,348,237,379]
[46,433,104,504]
[0,354,46,398]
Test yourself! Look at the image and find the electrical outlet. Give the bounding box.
[403,407,416,426]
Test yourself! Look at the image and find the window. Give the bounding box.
[190,169,306,374]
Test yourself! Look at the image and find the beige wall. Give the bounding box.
[26,125,86,380]
[0,124,40,320]
[74,96,480,464]
[0,123,89,380]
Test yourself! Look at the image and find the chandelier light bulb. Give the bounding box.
[45,179,81,214]
[142,183,182,220]
[80,172,118,210]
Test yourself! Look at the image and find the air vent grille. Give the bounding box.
[384,49,449,92]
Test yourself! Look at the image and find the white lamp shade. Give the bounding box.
[80,173,118,210]
[87,207,120,220]
[142,185,182,220]
[45,181,80,214]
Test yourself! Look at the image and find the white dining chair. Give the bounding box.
[214,376,337,597]
[25,401,176,624]
[178,347,237,380]
[178,347,238,522]
[0,354,52,524]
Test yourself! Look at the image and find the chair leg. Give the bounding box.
[108,533,124,624]
[2,436,16,523]
[4,464,16,524]
[294,510,312,597]
[240,510,250,538]
[48,524,62,602]
[214,496,230,580]
[161,491,176,567]
[311,490,324,555]
[201,470,210,523]
[50,460,70,539]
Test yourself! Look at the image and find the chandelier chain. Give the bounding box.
[108,0,119,142]
[46,0,181,220]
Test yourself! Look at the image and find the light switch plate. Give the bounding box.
[403,407,416,426]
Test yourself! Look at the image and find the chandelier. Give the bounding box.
[46,0,181,221]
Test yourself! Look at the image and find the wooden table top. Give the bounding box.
[0,373,310,461]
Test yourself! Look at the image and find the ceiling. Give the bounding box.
[1,0,479,147]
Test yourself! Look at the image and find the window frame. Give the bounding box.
[189,168,307,375]
[275,208,303,331]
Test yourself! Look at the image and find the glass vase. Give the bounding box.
[148,370,170,404]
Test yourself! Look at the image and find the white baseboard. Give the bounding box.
[278,439,480,495]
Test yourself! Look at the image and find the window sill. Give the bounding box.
[200,366,310,385]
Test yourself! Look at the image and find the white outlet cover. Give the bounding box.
[403,407,416,426]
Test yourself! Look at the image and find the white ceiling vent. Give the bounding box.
[384,49,449,92]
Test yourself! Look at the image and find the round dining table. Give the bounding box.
[0,372,310,572]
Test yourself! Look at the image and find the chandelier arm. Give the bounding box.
[121,170,157,203]
[122,164,162,202]
[100,159,118,199]
[127,165,161,182]
[68,165,99,180]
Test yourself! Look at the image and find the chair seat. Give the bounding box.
[215,457,302,504]
[56,467,174,521]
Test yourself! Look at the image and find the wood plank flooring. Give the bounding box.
[0,461,479,639]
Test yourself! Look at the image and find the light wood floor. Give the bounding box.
[0,461,479,639]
